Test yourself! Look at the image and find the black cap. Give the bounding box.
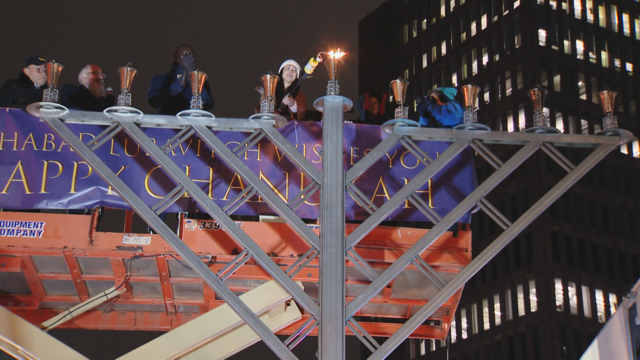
[24,56,47,67]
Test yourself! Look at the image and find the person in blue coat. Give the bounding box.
[148,45,214,115]
[417,87,463,128]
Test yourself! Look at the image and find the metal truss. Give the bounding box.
[30,103,627,359]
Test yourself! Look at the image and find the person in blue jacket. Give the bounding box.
[417,87,463,128]
[147,45,214,115]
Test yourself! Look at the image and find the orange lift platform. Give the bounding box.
[0,210,469,340]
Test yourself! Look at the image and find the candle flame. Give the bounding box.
[328,48,348,60]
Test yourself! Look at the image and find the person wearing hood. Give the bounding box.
[148,45,214,115]
[61,64,116,111]
[0,56,48,109]
[417,87,464,128]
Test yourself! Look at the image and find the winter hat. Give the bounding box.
[278,60,301,78]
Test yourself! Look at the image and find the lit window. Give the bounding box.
[507,110,514,132]
[561,0,568,12]
[589,36,597,63]
[404,69,409,79]
[432,46,437,62]
[581,119,589,134]
[553,73,561,92]
[462,55,467,79]
[539,29,547,46]
[471,303,479,334]
[482,47,489,66]
[529,279,538,312]
[598,5,606,28]
[423,53,427,68]
[623,13,630,36]
[601,42,609,68]
[515,33,522,48]
[450,0,455,12]
[555,112,564,133]
[595,289,606,323]
[517,284,526,316]
[412,20,418,38]
[636,18,640,40]
[420,339,426,355]
[452,72,458,87]
[482,298,490,330]
[563,31,571,54]
[494,293,502,326]
[541,69,548,87]
[574,0,582,19]
[626,62,634,74]
[461,307,468,339]
[484,84,490,104]
[578,73,586,100]
[403,24,409,44]
[422,19,427,31]
[481,14,487,30]
[582,285,592,318]
[505,288,513,320]
[609,293,618,315]
[442,40,447,56]
[576,39,584,59]
[518,104,526,131]
[472,49,478,75]
[471,21,477,36]
[633,140,640,158]
[430,339,436,351]
[591,77,598,103]
[555,278,564,311]
[441,0,446,18]
[568,282,578,315]
[550,0,557,10]
[505,71,512,96]
[615,58,621,69]
[611,5,618,33]
[537,0,544,4]
[586,0,594,23]
[514,0,520,8]
[450,318,457,343]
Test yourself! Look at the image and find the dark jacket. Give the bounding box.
[0,71,47,109]
[147,63,214,115]
[61,85,116,111]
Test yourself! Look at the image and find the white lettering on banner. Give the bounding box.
[0,220,46,238]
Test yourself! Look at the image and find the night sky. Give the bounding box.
[1,0,386,118]
[1,1,387,358]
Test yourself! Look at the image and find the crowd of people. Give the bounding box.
[0,46,464,128]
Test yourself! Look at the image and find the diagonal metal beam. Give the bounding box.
[346,133,403,183]
[346,139,470,249]
[192,124,321,250]
[262,126,321,183]
[346,141,542,318]
[40,114,298,359]
[368,142,616,359]
[121,121,319,318]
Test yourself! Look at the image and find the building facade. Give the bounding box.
[359,1,640,359]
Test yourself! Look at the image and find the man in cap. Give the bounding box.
[61,64,116,111]
[148,45,214,115]
[0,56,48,109]
[417,87,464,128]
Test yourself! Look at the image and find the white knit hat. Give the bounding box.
[278,59,301,78]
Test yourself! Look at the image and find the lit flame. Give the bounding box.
[328,48,348,59]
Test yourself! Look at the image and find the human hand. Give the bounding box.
[182,54,197,73]
[282,95,295,107]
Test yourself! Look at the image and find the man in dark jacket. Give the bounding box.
[61,64,115,111]
[147,45,214,115]
[0,56,48,109]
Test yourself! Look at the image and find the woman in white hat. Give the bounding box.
[273,59,307,121]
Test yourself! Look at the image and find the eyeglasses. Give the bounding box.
[283,65,298,74]
[84,71,106,79]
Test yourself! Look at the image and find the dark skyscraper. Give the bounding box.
[360,1,640,359]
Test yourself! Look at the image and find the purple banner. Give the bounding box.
[0,108,475,222]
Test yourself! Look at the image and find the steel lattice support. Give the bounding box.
[30,104,628,359]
